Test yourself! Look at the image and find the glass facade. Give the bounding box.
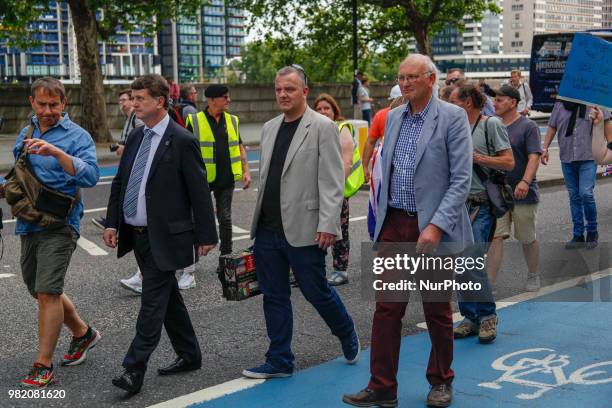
[0,1,160,82]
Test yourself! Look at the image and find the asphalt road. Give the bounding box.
[0,163,611,408]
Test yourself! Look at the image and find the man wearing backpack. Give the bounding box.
[183,84,251,290]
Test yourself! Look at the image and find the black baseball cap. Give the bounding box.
[495,85,521,102]
[204,84,229,98]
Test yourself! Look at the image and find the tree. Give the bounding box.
[239,37,404,83]
[0,1,207,142]
[238,0,500,59]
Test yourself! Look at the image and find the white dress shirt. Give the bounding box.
[124,114,169,226]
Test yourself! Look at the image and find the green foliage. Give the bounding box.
[238,37,406,83]
[237,0,500,61]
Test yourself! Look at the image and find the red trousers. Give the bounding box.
[368,208,454,398]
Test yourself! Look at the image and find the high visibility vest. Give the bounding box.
[338,121,365,198]
[186,111,242,184]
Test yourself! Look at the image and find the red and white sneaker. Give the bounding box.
[61,327,101,366]
[20,363,56,388]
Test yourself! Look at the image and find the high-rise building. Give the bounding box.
[0,2,71,79]
[431,0,606,75]
[503,0,605,54]
[159,0,246,82]
[602,0,612,28]
[159,17,204,82]
[0,1,160,82]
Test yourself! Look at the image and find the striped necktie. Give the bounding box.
[123,129,154,218]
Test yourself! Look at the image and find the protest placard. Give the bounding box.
[558,33,612,110]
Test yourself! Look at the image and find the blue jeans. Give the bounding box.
[253,228,355,371]
[362,109,372,125]
[561,160,598,236]
[457,201,496,323]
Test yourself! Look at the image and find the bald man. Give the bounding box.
[343,54,473,408]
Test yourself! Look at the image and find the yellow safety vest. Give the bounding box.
[186,111,242,184]
[338,121,365,198]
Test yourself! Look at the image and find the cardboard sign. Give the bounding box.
[558,33,612,111]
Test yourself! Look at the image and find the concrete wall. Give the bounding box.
[0,80,507,134]
[0,83,394,134]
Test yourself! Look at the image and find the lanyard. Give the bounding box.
[471,115,482,135]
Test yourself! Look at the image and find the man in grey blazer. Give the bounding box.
[343,55,473,408]
[242,65,359,379]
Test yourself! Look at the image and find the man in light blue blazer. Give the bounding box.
[343,54,473,408]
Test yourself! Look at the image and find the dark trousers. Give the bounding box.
[122,229,201,371]
[368,209,454,398]
[213,186,234,255]
[254,227,355,371]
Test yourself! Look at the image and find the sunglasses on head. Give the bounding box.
[445,78,460,86]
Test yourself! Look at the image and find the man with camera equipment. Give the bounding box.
[6,77,100,387]
[92,89,143,231]
[448,84,514,345]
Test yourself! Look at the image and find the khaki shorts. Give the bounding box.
[493,203,538,243]
[20,226,79,296]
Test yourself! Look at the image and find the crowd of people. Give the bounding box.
[0,53,611,408]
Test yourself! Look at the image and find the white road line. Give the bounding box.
[147,378,265,408]
[231,225,249,234]
[100,175,115,180]
[232,234,251,241]
[248,160,259,164]
[76,236,108,256]
[349,216,367,222]
[97,181,113,186]
[0,273,15,279]
[415,268,612,329]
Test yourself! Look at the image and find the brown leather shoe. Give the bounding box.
[342,388,398,407]
[427,384,452,407]
[453,319,478,339]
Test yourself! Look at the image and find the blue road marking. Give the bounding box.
[99,166,118,178]
[195,276,612,407]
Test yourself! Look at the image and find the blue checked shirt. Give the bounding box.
[389,97,433,212]
[12,114,99,235]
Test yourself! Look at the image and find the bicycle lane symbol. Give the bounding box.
[478,348,612,400]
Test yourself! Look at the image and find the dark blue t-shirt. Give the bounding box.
[506,116,542,204]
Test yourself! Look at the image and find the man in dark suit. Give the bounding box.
[103,74,217,395]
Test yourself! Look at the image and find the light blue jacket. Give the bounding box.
[374,97,474,253]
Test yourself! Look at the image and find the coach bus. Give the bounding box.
[529,30,612,113]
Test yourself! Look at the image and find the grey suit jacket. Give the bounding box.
[374,97,474,253]
[250,107,344,246]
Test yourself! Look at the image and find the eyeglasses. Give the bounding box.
[445,77,461,86]
[291,63,308,87]
[397,71,432,83]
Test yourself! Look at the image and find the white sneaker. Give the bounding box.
[120,270,142,294]
[178,271,196,290]
[525,274,541,292]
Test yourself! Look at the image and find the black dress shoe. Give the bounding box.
[157,357,201,376]
[342,388,398,407]
[112,369,144,394]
